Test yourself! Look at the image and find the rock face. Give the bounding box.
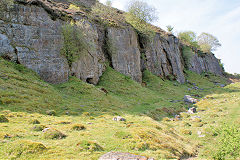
[99,152,154,160]
[188,53,223,76]
[141,34,185,83]
[0,0,224,85]
[0,4,69,84]
[0,1,105,84]
[70,19,106,85]
[107,27,142,83]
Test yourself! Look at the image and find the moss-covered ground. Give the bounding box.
[0,58,239,159]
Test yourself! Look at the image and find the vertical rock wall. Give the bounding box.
[141,34,185,83]
[189,53,223,76]
[0,0,224,85]
[107,27,142,83]
[0,4,69,84]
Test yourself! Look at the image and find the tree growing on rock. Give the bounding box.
[178,31,199,48]
[197,32,221,53]
[125,0,158,41]
[105,0,112,7]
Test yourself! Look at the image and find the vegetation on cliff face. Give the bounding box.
[0,58,239,159]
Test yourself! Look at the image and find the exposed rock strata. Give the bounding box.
[107,27,142,83]
[189,53,223,76]
[141,34,185,83]
[0,0,224,84]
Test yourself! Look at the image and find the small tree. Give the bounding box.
[125,0,158,42]
[166,25,174,33]
[178,31,199,48]
[127,0,158,24]
[105,0,112,7]
[197,32,221,53]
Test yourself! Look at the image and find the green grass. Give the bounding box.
[0,58,239,159]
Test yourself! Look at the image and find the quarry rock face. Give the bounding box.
[107,27,142,83]
[0,4,69,84]
[189,53,223,76]
[70,19,106,85]
[0,0,224,84]
[142,34,185,83]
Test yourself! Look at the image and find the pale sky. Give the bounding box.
[100,0,240,74]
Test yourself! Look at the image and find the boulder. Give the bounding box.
[99,152,154,160]
[188,107,197,114]
[184,95,198,104]
[113,116,126,122]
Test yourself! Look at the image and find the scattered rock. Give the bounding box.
[99,152,154,160]
[46,110,56,116]
[197,131,205,138]
[113,116,126,122]
[214,83,225,87]
[0,115,9,123]
[188,107,197,114]
[43,128,66,139]
[184,95,198,104]
[174,115,181,121]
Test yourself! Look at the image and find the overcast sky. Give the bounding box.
[100,0,240,74]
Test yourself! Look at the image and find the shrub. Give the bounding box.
[61,23,89,67]
[76,140,103,152]
[71,124,86,131]
[43,128,66,139]
[182,46,194,69]
[8,140,47,157]
[29,119,40,124]
[46,110,56,116]
[0,115,9,123]
[178,31,199,48]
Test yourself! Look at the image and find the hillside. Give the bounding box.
[0,0,240,160]
[0,58,239,159]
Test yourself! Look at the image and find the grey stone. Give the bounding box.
[1,4,69,84]
[99,152,154,160]
[184,95,198,104]
[113,116,126,122]
[107,27,142,83]
[188,53,223,76]
[188,107,197,114]
[141,34,185,84]
[71,19,106,85]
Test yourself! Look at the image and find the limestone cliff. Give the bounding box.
[0,0,224,85]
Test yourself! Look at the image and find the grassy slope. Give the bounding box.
[0,58,239,160]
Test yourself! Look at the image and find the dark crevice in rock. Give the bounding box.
[86,77,94,84]
[103,28,113,68]
[162,48,173,75]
